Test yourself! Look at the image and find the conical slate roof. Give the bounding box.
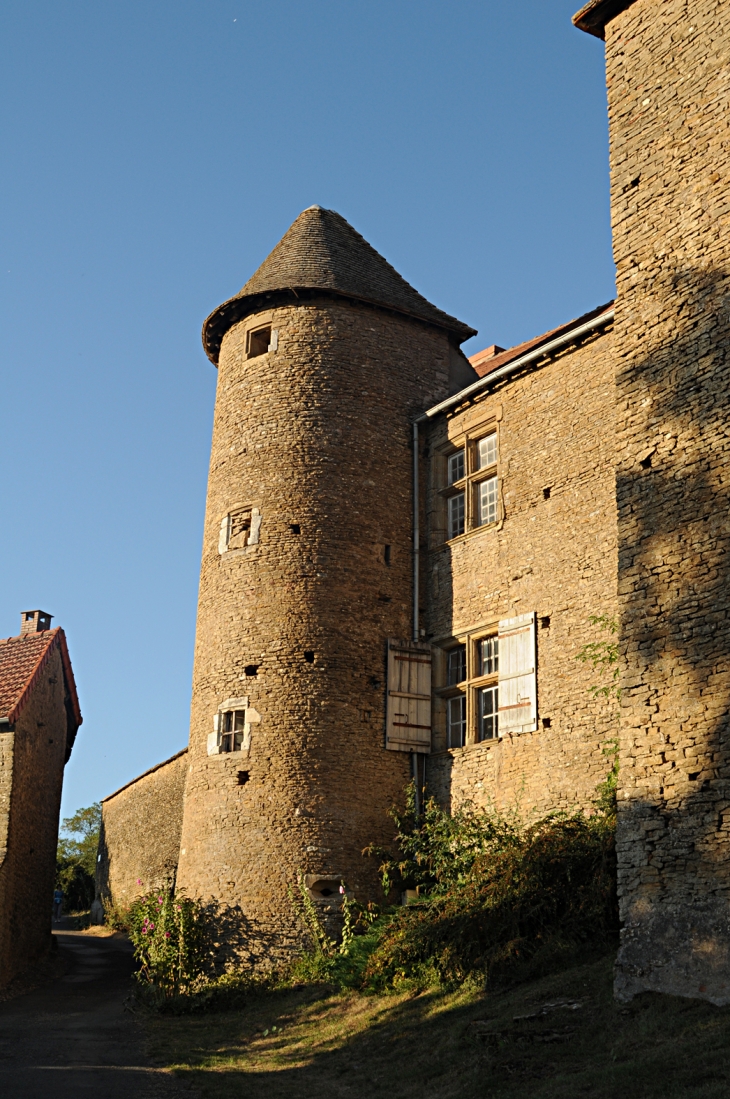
[202,207,476,363]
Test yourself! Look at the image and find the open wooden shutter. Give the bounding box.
[498,612,537,735]
[386,639,432,753]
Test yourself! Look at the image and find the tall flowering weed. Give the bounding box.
[127,882,212,997]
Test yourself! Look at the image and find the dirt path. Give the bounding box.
[0,930,196,1098]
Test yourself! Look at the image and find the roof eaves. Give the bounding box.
[573,0,639,38]
[57,630,82,729]
[421,303,614,422]
[202,286,476,366]
[470,301,614,379]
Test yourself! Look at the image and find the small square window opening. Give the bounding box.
[248,326,271,358]
[447,644,466,685]
[221,710,245,753]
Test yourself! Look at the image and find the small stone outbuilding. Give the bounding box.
[0,611,81,989]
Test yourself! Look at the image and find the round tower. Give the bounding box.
[176,207,476,964]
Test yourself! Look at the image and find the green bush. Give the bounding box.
[361,787,617,990]
[127,884,214,1000]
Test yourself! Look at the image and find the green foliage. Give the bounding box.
[365,783,521,898]
[127,883,214,1000]
[577,615,621,816]
[577,615,621,703]
[286,873,381,988]
[361,788,617,991]
[55,802,102,911]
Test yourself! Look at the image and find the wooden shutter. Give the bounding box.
[386,639,432,753]
[498,612,537,735]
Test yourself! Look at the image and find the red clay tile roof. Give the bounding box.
[469,301,614,378]
[572,0,638,38]
[202,206,477,364]
[0,628,82,727]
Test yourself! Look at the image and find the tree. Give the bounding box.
[56,803,102,911]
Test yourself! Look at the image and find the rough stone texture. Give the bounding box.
[0,646,70,989]
[177,296,457,965]
[425,328,619,816]
[96,749,188,909]
[602,0,730,1003]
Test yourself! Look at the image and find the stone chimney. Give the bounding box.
[20,610,53,636]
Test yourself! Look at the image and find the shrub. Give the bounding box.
[362,788,617,990]
[127,884,214,999]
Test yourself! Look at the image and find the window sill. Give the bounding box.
[434,519,503,551]
[430,739,500,758]
[219,544,259,559]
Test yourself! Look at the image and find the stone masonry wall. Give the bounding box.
[0,647,69,989]
[604,0,730,1003]
[425,326,619,817]
[96,749,187,910]
[177,298,456,965]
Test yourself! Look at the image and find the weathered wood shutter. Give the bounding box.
[386,639,432,753]
[498,612,537,735]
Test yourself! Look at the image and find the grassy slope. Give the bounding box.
[147,952,730,1098]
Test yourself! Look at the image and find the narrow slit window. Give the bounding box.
[478,476,498,526]
[447,695,466,749]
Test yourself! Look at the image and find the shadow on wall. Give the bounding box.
[614,264,730,1003]
[94,819,180,914]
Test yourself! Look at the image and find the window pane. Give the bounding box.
[447,645,466,685]
[448,450,465,485]
[447,694,466,749]
[448,492,465,538]
[478,686,499,742]
[477,636,499,677]
[221,710,245,752]
[478,476,498,526]
[478,433,497,469]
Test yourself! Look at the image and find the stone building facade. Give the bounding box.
[0,612,81,988]
[424,306,618,818]
[97,0,730,1002]
[95,749,188,912]
[575,0,730,1004]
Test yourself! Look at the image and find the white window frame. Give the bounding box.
[438,425,500,544]
[433,611,537,749]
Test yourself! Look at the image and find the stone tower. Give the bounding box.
[575,0,730,1002]
[176,207,476,962]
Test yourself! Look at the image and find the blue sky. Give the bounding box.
[0,1,614,819]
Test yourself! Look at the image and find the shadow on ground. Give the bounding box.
[147,952,730,1099]
[0,930,196,1099]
